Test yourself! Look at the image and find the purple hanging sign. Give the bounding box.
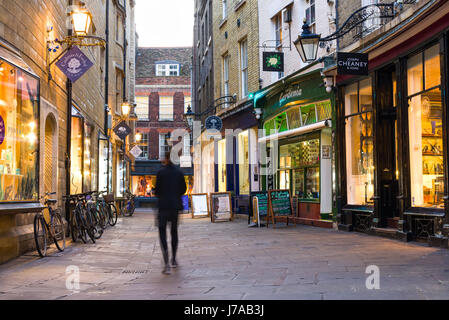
[0,115,4,145]
[55,46,94,83]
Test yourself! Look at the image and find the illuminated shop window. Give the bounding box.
[344,79,374,205]
[0,60,39,201]
[408,44,444,208]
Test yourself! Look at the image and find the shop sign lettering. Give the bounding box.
[279,85,302,105]
[337,52,368,75]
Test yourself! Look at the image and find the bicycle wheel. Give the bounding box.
[129,199,135,217]
[71,209,87,244]
[34,214,47,257]
[108,203,118,226]
[51,211,66,252]
[81,208,96,243]
[121,201,130,217]
[91,208,103,239]
[97,204,107,229]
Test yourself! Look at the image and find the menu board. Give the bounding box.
[268,190,295,228]
[191,194,209,218]
[250,191,268,218]
[269,190,292,216]
[210,192,233,222]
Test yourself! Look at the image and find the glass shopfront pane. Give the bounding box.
[407,53,423,96]
[218,139,226,192]
[409,88,443,208]
[238,130,249,195]
[424,45,440,89]
[279,170,290,190]
[0,62,39,201]
[293,168,304,198]
[345,79,374,205]
[83,124,93,192]
[286,107,301,130]
[133,175,157,197]
[116,152,125,197]
[70,116,83,194]
[98,138,109,193]
[305,167,320,199]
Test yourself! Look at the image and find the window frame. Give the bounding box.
[240,39,248,98]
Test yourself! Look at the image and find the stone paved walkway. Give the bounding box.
[1,209,449,300]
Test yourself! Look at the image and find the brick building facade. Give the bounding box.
[132,47,193,204]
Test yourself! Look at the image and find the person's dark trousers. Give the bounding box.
[158,209,179,264]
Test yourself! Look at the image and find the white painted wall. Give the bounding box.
[258,0,337,89]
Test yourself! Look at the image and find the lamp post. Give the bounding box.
[293,20,321,63]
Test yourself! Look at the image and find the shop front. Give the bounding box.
[215,105,259,215]
[70,107,98,195]
[131,160,194,208]
[257,68,335,227]
[333,4,449,246]
[0,45,41,263]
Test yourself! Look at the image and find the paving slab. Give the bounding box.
[1,208,449,300]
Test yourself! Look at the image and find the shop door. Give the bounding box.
[377,66,399,227]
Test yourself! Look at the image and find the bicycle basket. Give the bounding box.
[103,194,115,203]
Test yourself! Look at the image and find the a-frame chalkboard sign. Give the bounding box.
[267,189,296,228]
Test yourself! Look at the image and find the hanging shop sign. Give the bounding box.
[337,52,368,75]
[180,155,192,168]
[55,46,94,83]
[113,121,132,140]
[0,115,4,145]
[129,145,143,158]
[263,52,284,72]
[191,193,209,218]
[210,192,233,223]
[205,115,223,131]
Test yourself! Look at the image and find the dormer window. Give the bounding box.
[156,63,180,76]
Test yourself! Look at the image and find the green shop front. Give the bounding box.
[257,69,336,227]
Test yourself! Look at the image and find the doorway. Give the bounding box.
[376,65,399,228]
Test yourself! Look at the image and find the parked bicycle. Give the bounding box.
[33,192,66,257]
[99,190,118,226]
[63,193,96,244]
[121,189,136,217]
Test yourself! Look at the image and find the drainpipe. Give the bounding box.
[105,0,110,193]
[65,0,74,222]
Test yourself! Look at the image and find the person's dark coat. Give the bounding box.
[155,163,187,211]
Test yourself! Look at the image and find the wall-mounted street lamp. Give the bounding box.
[293,1,417,63]
[184,104,196,129]
[121,101,131,118]
[46,2,106,80]
[293,20,320,63]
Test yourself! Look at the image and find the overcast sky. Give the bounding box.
[135,0,194,47]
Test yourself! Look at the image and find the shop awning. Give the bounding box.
[258,120,331,144]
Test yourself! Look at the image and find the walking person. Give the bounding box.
[155,150,187,275]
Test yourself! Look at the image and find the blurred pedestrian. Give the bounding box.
[155,150,187,275]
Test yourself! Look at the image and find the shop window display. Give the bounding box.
[70,112,83,195]
[132,175,193,197]
[0,60,39,201]
[238,130,250,195]
[218,139,227,192]
[344,79,374,205]
[83,124,94,192]
[408,44,443,208]
[279,137,320,201]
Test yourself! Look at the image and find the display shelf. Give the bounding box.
[422,153,443,156]
[422,134,443,138]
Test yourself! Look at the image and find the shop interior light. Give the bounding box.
[135,133,142,142]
